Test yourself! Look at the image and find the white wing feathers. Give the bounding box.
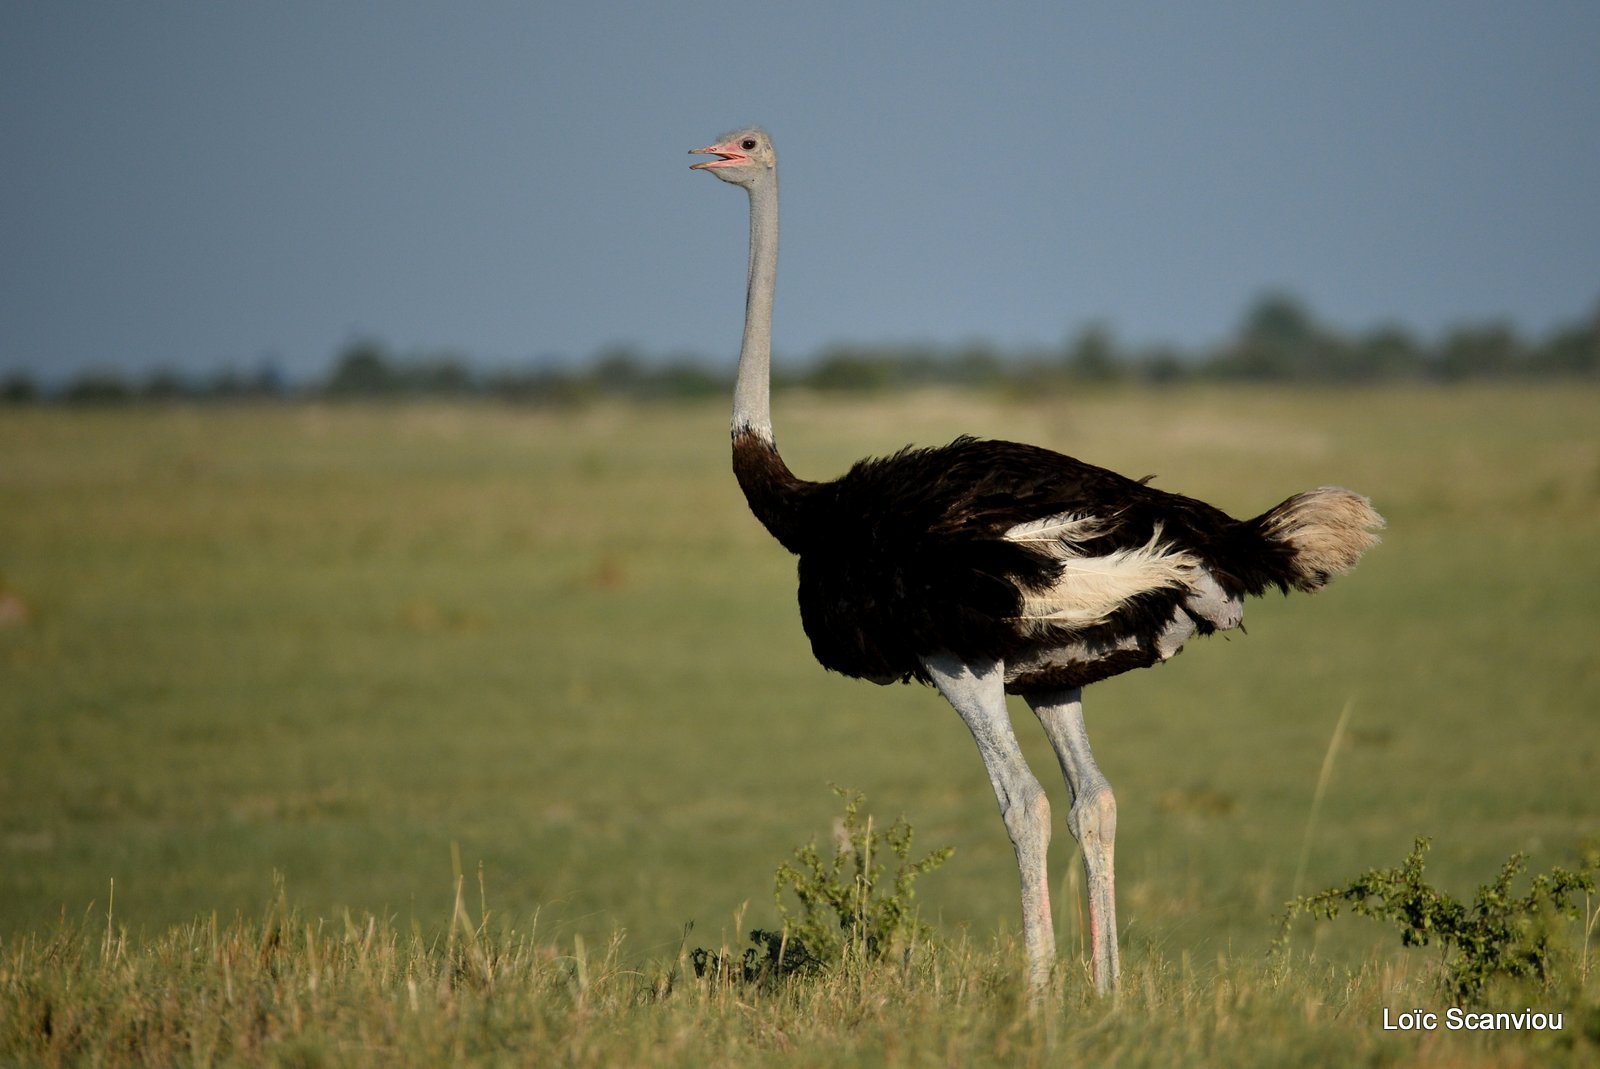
[1003,512,1109,551]
[1004,513,1203,628]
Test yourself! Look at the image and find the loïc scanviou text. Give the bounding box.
[1383,1007,1563,1032]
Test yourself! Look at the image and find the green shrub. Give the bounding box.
[773,786,954,968]
[1278,837,1599,1002]
[689,787,953,985]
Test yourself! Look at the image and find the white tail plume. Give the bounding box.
[1259,487,1385,592]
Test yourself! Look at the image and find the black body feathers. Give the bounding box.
[731,430,1380,694]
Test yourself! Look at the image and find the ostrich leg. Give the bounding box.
[923,652,1054,991]
[1026,686,1119,993]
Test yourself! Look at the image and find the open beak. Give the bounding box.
[690,141,747,170]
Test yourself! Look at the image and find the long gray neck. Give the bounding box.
[731,175,778,439]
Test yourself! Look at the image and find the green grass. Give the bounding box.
[2,385,1598,1064]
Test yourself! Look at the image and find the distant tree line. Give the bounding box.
[5,292,1597,406]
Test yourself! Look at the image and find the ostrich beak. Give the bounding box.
[689,142,747,170]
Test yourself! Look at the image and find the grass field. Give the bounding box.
[2,385,1597,1065]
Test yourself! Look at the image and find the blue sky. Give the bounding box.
[3,2,1597,383]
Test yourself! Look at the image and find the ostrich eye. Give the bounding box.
[741,139,757,151]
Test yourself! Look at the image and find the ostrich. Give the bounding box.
[690,127,1382,994]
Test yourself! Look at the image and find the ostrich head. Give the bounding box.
[689,127,776,187]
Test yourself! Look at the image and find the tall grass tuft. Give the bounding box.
[1292,698,1355,902]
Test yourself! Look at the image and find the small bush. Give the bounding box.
[773,786,953,968]
[689,787,953,985]
[1277,836,1599,1002]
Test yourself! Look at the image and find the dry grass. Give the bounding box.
[3,889,1594,1068]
